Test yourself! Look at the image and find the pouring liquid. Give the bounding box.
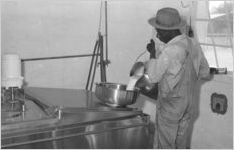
[126,76,140,91]
[126,65,144,91]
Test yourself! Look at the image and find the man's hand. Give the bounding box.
[146,39,156,59]
[135,74,152,89]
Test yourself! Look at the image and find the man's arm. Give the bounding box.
[198,50,211,80]
[145,52,170,83]
[191,38,211,80]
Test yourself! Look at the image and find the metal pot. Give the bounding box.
[95,82,140,107]
[135,74,153,90]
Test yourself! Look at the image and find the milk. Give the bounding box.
[127,65,144,91]
[127,76,140,91]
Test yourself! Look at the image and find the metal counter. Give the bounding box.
[1,87,152,149]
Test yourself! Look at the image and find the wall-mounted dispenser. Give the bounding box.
[1,54,24,89]
[211,93,228,115]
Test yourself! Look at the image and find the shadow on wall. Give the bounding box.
[186,79,212,148]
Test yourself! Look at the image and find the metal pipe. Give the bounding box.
[18,89,55,116]
[24,94,53,116]
[90,36,101,91]
[105,1,109,62]
[86,41,99,90]
[21,54,99,62]
[99,35,106,82]
[11,87,15,101]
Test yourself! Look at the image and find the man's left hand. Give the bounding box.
[146,39,156,58]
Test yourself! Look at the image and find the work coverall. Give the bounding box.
[146,34,210,148]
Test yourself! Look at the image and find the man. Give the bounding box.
[141,7,210,148]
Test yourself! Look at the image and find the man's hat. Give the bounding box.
[148,7,186,30]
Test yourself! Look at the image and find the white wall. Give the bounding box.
[1,0,188,89]
[190,74,233,148]
[2,0,102,89]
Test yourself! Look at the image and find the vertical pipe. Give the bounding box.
[11,87,15,101]
[98,1,103,33]
[11,87,15,111]
[100,35,107,82]
[105,1,108,62]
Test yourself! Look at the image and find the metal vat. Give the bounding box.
[1,88,152,149]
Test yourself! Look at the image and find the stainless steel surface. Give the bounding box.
[2,107,151,149]
[95,82,140,107]
[2,118,150,149]
[2,87,152,149]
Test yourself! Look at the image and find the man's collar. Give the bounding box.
[167,34,186,45]
[155,34,186,53]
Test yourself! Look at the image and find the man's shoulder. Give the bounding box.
[163,41,187,59]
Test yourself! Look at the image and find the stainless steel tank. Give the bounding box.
[1,87,152,149]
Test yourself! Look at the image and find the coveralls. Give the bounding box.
[146,34,210,148]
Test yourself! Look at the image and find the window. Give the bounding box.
[195,0,233,71]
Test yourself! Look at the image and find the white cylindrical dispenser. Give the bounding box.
[1,54,24,89]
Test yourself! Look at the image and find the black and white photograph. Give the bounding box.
[1,0,233,149]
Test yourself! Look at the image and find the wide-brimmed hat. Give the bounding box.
[148,7,186,30]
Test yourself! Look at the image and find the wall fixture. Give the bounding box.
[211,93,228,115]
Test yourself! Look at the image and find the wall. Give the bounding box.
[190,74,233,148]
[1,0,187,89]
[1,0,102,89]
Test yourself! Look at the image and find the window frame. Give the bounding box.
[194,0,233,69]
